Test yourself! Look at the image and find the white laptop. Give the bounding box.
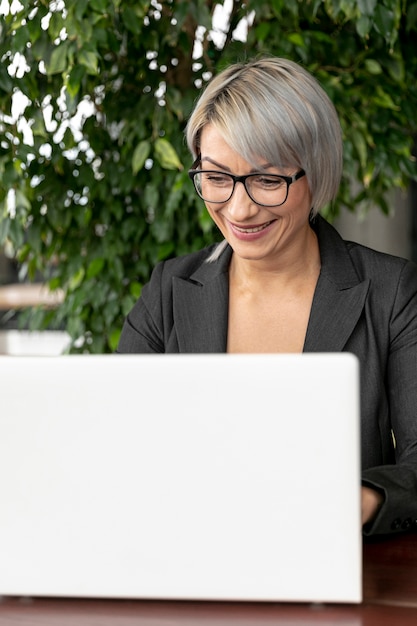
[0,353,361,603]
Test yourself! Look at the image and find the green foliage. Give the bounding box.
[0,0,416,351]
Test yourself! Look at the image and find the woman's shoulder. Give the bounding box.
[151,241,230,282]
[344,236,417,296]
[340,235,417,311]
[345,239,412,272]
[317,215,415,277]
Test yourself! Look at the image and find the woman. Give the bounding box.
[118,57,417,536]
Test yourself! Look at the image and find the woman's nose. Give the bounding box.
[226,182,259,220]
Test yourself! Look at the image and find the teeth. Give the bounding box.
[234,221,272,234]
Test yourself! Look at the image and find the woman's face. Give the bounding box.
[198,124,313,266]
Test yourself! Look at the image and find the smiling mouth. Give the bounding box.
[232,220,274,234]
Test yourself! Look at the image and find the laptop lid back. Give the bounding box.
[0,353,361,602]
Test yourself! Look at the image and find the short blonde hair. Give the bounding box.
[186,56,343,215]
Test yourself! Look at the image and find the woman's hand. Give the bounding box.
[361,485,384,526]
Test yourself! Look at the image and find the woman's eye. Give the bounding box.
[206,174,230,185]
[256,176,283,188]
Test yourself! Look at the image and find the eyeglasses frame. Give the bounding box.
[188,159,306,207]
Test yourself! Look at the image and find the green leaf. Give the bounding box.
[287,32,305,47]
[15,189,31,211]
[154,138,183,171]
[122,6,142,35]
[90,0,108,12]
[75,0,90,20]
[339,0,357,20]
[255,22,271,42]
[364,59,382,75]
[67,64,86,98]
[78,48,99,75]
[87,257,105,279]
[157,241,175,260]
[48,10,66,40]
[356,16,371,39]
[68,267,85,291]
[351,129,367,170]
[132,140,151,174]
[0,216,10,246]
[373,86,400,110]
[47,41,70,75]
[357,0,377,15]
[373,5,395,42]
[129,281,142,299]
[0,65,13,93]
[48,277,62,290]
[108,328,122,352]
[385,57,404,83]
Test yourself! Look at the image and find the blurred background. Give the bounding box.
[1,0,416,354]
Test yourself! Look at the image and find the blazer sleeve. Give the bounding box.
[362,259,417,536]
[117,262,166,353]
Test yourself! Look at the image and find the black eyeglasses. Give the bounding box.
[188,160,306,207]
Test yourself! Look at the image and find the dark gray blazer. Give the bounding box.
[118,216,417,536]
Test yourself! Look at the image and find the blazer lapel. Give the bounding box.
[170,217,370,353]
[304,216,370,352]
[172,247,232,352]
[303,274,370,352]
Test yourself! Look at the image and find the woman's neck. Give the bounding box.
[229,226,321,291]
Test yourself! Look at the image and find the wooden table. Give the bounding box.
[0,283,63,309]
[0,532,416,625]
